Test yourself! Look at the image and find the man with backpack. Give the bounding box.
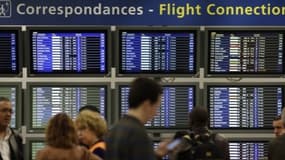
[172,107,229,160]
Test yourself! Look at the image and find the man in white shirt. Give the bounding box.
[0,97,23,160]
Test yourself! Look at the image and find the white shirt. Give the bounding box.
[0,128,11,160]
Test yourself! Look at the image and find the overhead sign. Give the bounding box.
[0,0,285,25]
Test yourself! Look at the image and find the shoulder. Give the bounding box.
[213,133,227,142]
[9,128,23,145]
[270,135,285,147]
[79,146,101,160]
[10,128,21,136]
[111,117,144,134]
[36,147,49,159]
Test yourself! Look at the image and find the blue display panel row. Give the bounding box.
[2,82,284,132]
[1,26,285,77]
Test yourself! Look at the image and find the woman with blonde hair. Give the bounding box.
[36,113,101,160]
[75,110,107,159]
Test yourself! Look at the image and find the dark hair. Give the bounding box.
[274,115,281,121]
[189,107,209,129]
[0,97,10,102]
[46,113,78,148]
[128,77,163,109]
[79,104,100,113]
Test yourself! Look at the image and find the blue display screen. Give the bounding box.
[208,86,283,129]
[119,30,196,74]
[229,141,268,160]
[30,85,106,129]
[0,31,18,74]
[119,85,195,128]
[31,31,106,74]
[208,31,284,74]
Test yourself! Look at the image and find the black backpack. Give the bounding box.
[176,132,223,160]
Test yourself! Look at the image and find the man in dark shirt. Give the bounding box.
[269,109,285,160]
[172,107,229,160]
[105,77,167,160]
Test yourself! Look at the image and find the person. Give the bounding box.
[35,113,101,160]
[172,107,229,160]
[79,104,100,114]
[269,108,285,160]
[0,97,23,160]
[75,110,107,159]
[272,115,284,137]
[105,77,168,160]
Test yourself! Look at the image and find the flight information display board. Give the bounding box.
[0,31,19,74]
[0,86,18,128]
[208,31,284,75]
[30,85,106,129]
[30,141,45,160]
[119,85,195,128]
[208,86,283,129]
[229,141,268,160]
[30,30,107,74]
[119,30,196,75]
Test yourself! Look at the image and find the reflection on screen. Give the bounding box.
[120,86,195,128]
[208,86,283,128]
[31,86,106,129]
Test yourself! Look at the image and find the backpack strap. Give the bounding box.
[209,132,217,142]
[89,141,106,153]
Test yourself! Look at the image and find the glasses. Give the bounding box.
[0,108,13,114]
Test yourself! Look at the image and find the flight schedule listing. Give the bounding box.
[209,86,283,128]
[31,86,106,129]
[0,32,17,73]
[31,142,45,160]
[209,31,284,74]
[120,86,194,128]
[32,32,106,73]
[120,31,195,74]
[229,142,268,160]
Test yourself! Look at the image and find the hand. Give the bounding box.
[154,139,171,157]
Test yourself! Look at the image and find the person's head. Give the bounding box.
[46,113,78,148]
[189,107,209,129]
[273,115,283,137]
[75,110,107,147]
[79,104,100,114]
[128,77,163,122]
[0,97,12,129]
